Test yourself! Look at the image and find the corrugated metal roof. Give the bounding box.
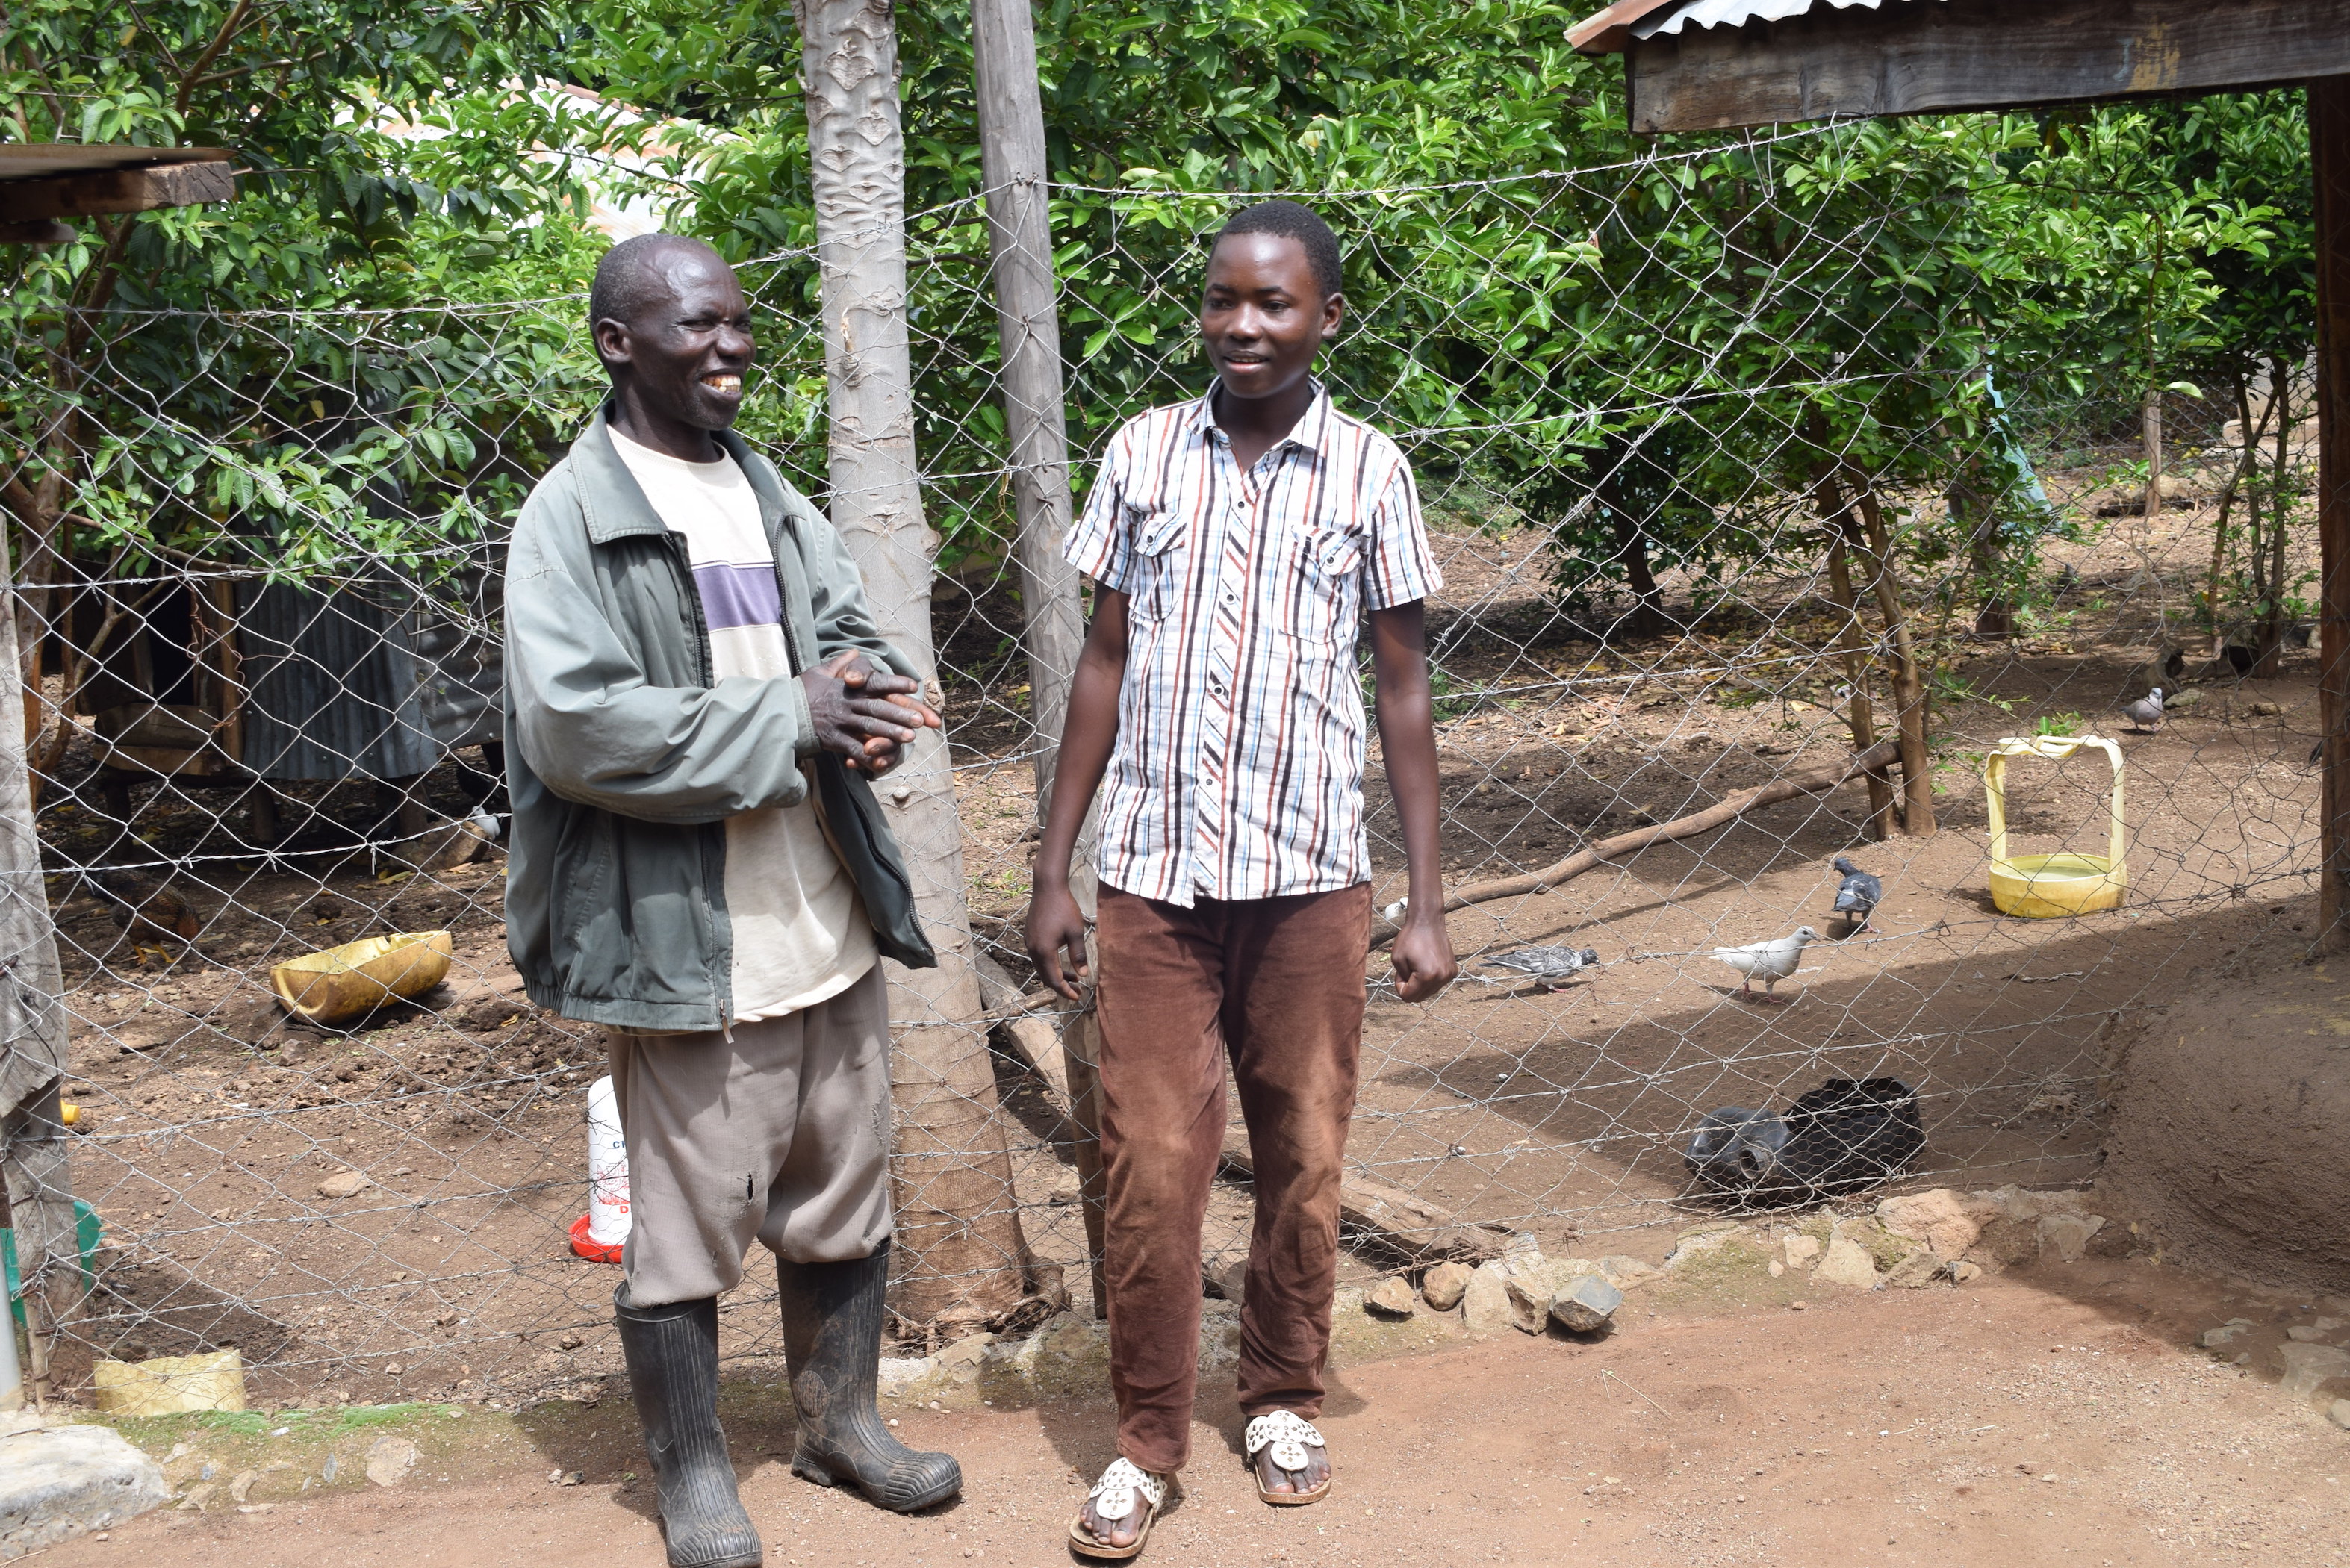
[1633,0,1926,38]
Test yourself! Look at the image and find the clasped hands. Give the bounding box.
[801,651,940,775]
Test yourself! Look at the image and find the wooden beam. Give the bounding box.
[1217,1125,1506,1265]
[0,159,234,223]
[2316,78,2350,950]
[1623,0,2350,134]
[0,222,73,246]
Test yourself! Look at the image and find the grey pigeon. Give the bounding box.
[1710,927,1818,1004]
[2122,687,2164,732]
[1830,856,1880,932]
[1683,1107,1790,1201]
[1481,945,1600,988]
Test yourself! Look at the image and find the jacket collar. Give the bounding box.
[571,402,796,546]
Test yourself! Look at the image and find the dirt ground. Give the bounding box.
[40,1251,2350,1567]
[34,448,2334,1407]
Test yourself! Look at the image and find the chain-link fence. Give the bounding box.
[0,120,2322,1407]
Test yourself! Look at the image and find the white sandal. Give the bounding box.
[1068,1457,1169,1559]
[1244,1410,1331,1505]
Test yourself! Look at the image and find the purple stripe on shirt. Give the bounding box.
[692,562,782,629]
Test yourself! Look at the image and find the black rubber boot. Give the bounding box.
[775,1244,963,1512]
[613,1286,764,1568]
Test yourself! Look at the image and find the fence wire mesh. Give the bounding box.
[0,120,2322,1407]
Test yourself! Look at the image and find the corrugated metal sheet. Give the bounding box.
[1632,0,1931,40]
[234,558,502,780]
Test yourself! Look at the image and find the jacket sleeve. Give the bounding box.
[786,487,923,683]
[506,474,818,825]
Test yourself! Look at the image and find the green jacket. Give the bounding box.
[502,406,936,1031]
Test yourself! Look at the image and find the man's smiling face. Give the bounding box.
[596,245,754,434]
[1199,231,1342,408]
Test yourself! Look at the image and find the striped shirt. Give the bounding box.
[1065,382,1441,908]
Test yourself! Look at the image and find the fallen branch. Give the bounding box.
[1217,1125,1506,1264]
[1371,738,1903,949]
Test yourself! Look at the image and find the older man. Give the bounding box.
[504,233,959,1568]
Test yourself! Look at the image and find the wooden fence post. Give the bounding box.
[2312,76,2350,949]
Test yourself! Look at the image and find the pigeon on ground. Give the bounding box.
[2122,687,2164,732]
[1709,927,1818,1004]
[1830,856,1881,933]
[1480,945,1600,989]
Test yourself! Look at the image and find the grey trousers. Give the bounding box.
[605,962,895,1306]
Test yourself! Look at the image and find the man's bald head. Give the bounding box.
[589,233,754,455]
[589,234,732,368]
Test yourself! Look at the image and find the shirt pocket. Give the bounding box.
[1125,505,1190,625]
[1275,523,1364,653]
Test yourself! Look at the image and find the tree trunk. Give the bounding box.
[796,0,1031,1332]
[2142,383,2166,519]
[0,517,78,1402]
[1847,473,1935,837]
[1599,495,1667,638]
[1817,476,1895,841]
[2311,76,2350,949]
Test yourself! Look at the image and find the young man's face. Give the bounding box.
[595,248,756,432]
[1199,232,1343,405]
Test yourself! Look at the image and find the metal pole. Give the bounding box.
[2312,77,2350,948]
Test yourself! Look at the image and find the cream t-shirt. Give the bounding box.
[609,426,877,1021]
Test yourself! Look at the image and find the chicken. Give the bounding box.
[93,873,200,964]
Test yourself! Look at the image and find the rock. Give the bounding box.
[1597,1256,1660,1289]
[1366,1277,1417,1318]
[1768,1260,1785,1278]
[1782,1234,1822,1269]
[363,1437,417,1489]
[938,1333,998,1379]
[1950,1261,1983,1284]
[998,1016,1071,1102]
[2331,1399,2350,1431]
[1668,1222,1744,1265]
[2288,1325,2334,1343]
[2036,1213,2105,1262]
[1206,1257,1247,1306]
[1549,1275,1623,1333]
[2280,1343,2350,1402]
[1504,1257,1603,1334]
[2249,700,2284,718]
[0,1422,170,1555]
[1971,1217,2042,1268]
[877,1356,936,1396]
[1420,1261,1472,1313]
[1875,1190,1983,1259]
[1882,1251,1946,1289]
[317,1170,373,1200]
[1461,1261,1516,1334]
[1814,1236,1881,1289]
[2199,1319,2255,1350]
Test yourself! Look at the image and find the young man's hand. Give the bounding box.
[1025,880,1091,999]
[1387,912,1458,1003]
[801,651,940,775]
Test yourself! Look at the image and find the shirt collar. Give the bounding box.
[1193,376,1332,456]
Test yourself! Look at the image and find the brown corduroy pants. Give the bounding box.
[1093,881,1371,1475]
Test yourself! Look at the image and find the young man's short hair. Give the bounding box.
[1211,200,1343,301]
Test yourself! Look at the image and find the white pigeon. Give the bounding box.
[2121,687,2164,732]
[1710,927,1818,1004]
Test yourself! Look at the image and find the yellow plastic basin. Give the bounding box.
[270,930,453,1025]
[1982,734,2127,920]
[1988,851,2125,919]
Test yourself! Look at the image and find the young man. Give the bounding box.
[505,233,961,1568]
[1027,200,1458,1558]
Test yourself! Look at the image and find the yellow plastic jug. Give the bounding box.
[1983,734,2125,918]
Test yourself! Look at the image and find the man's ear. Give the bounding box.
[1319,290,1346,342]
[593,315,632,370]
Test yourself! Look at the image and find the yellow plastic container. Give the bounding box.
[270,930,453,1025]
[1983,735,2126,918]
